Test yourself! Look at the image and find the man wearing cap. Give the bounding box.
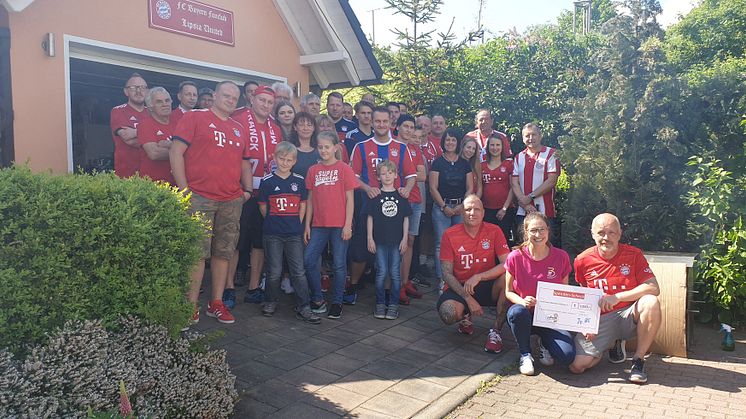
[110,73,149,177]
[170,81,252,325]
[230,85,282,307]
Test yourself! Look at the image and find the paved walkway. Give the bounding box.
[448,322,746,419]
[196,272,746,418]
[196,271,518,418]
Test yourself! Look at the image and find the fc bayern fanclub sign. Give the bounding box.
[148,0,235,46]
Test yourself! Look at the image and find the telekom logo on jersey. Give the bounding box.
[461,254,475,269]
[275,197,288,211]
[213,130,227,147]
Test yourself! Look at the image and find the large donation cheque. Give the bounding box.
[533,282,603,334]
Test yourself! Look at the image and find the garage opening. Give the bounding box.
[66,37,283,173]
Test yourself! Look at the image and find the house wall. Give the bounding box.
[7,0,306,172]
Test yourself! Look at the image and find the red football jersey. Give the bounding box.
[137,116,178,184]
[233,108,283,191]
[439,223,510,289]
[170,106,190,125]
[512,146,560,218]
[351,138,416,189]
[406,144,425,204]
[305,161,358,228]
[110,103,149,178]
[480,159,514,210]
[464,129,512,160]
[574,244,656,314]
[172,109,249,201]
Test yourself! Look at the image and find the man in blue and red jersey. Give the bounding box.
[570,213,661,384]
[437,194,510,354]
[170,81,252,326]
[346,106,417,304]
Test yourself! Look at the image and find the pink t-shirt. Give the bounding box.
[505,246,571,299]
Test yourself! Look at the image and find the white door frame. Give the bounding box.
[63,34,285,172]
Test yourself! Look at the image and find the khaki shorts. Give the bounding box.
[189,193,243,260]
[574,303,638,358]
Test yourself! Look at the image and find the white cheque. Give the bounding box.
[532,282,603,335]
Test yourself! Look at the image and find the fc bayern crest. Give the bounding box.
[500,166,507,172]
[156,0,172,19]
[290,183,299,192]
[233,128,241,137]
[620,264,631,276]
[391,149,398,157]
[481,239,490,250]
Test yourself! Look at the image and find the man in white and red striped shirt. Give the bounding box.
[510,123,560,234]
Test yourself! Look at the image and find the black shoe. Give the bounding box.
[328,303,343,319]
[412,275,432,287]
[628,358,648,384]
[609,339,627,364]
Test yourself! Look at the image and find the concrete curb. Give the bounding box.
[411,349,517,419]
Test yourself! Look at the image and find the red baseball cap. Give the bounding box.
[253,85,275,97]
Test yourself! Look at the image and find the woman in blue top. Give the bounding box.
[428,128,474,291]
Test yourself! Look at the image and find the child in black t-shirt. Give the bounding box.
[365,160,412,320]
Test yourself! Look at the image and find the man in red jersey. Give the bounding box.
[171,81,198,125]
[436,195,510,354]
[230,85,282,306]
[110,73,149,177]
[570,213,661,384]
[170,81,253,326]
[346,107,417,304]
[510,123,560,242]
[138,87,176,184]
[416,114,441,165]
[463,109,512,160]
[430,114,448,157]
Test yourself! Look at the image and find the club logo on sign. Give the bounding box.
[156,0,171,19]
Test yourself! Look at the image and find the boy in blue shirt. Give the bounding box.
[258,142,320,324]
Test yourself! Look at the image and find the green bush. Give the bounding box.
[0,166,204,355]
[687,155,746,322]
[0,317,237,418]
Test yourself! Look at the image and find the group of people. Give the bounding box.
[110,73,662,384]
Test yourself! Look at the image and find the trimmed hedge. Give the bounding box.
[0,166,204,355]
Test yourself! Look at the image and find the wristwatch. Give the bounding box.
[528,192,536,200]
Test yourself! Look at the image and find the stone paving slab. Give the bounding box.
[195,268,746,418]
[195,269,509,419]
[447,324,746,419]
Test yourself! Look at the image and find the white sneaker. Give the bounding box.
[537,343,554,366]
[519,354,536,376]
[281,276,295,294]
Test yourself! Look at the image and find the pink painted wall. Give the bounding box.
[7,0,306,172]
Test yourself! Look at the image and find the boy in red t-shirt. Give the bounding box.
[303,132,356,320]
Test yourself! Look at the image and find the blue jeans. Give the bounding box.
[304,227,349,305]
[375,244,401,305]
[432,204,463,279]
[263,235,310,309]
[507,304,576,365]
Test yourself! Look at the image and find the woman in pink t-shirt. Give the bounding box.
[504,212,574,376]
